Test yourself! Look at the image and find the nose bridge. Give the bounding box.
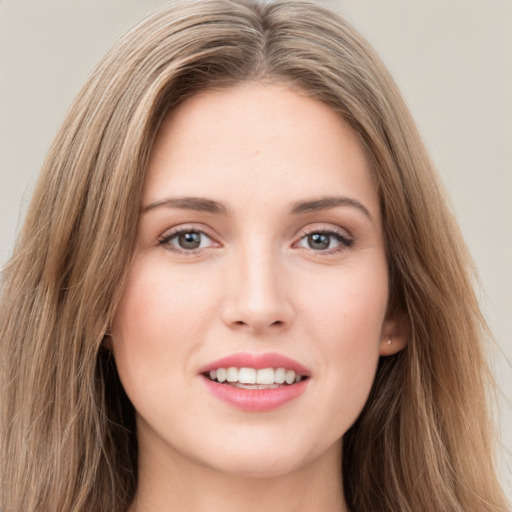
[222,234,292,333]
[240,242,278,305]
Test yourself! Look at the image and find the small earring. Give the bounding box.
[386,337,392,345]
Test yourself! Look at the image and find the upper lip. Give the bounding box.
[199,352,311,376]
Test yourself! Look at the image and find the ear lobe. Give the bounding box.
[379,314,408,356]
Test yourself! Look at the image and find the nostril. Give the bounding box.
[230,319,287,333]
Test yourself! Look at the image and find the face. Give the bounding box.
[112,83,400,478]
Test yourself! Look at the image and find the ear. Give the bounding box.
[101,332,113,350]
[379,313,408,356]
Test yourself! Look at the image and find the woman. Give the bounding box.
[0,1,508,510]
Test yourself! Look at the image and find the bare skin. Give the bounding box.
[115,83,407,512]
[130,433,345,511]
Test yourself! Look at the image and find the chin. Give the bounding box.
[191,429,336,479]
[206,450,309,479]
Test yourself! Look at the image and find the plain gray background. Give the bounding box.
[1,0,510,499]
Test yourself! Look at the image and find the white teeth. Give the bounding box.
[216,368,227,383]
[238,367,256,384]
[233,382,280,390]
[274,367,286,384]
[256,367,275,385]
[206,366,305,386]
[285,370,296,384]
[226,367,238,383]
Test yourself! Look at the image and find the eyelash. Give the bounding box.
[158,226,353,256]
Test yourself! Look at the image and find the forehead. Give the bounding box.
[144,83,379,219]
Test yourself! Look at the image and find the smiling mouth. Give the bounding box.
[203,367,308,389]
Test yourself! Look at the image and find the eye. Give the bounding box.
[159,229,217,253]
[296,228,353,252]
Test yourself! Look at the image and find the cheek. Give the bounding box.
[300,260,389,344]
[296,262,388,428]
[110,258,217,393]
[115,256,215,334]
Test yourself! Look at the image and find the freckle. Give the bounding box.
[255,149,260,155]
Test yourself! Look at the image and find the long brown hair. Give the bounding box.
[0,1,508,510]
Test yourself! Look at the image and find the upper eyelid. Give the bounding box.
[159,224,218,240]
[296,223,352,239]
[159,223,349,235]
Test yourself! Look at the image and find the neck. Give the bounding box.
[128,433,347,512]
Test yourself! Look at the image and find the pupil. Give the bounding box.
[179,232,201,249]
[308,233,329,250]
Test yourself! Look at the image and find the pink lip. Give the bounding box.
[199,352,311,376]
[199,352,311,412]
[201,377,308,412]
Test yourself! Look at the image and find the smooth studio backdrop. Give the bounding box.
[1,0,510,499]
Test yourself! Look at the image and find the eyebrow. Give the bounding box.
[291,195,373,220]
[142,194,372,220]
[142,197,231,215]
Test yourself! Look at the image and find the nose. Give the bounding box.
[220,245,294,335]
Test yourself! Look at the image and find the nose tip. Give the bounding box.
[220,258,294,335]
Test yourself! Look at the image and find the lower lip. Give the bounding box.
[201,376,309,412]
